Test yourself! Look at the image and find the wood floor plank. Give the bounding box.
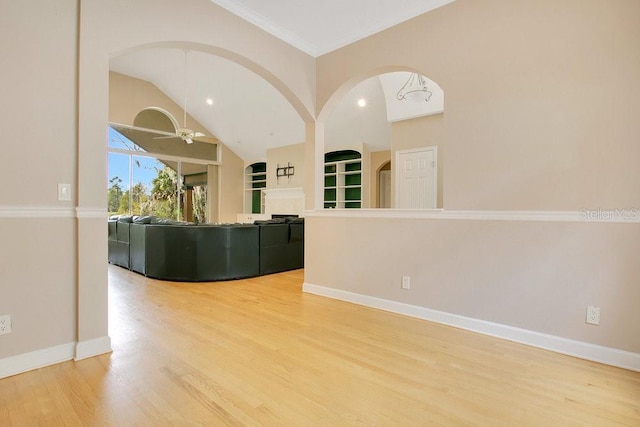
[0,265,638,425]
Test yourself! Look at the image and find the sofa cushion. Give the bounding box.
[133,215,155,224]
[253,218,287,225]
[117,215,134,223]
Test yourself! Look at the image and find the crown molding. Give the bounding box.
[209,0,319,56]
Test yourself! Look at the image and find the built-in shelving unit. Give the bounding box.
[244,162,266,214]
[324,150,362,209]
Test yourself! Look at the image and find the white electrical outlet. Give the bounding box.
[401,276,411,290]
[0,314,11,335]
[586,306,600,325]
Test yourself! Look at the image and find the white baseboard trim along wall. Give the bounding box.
[75,336,113,361]
[302,283,640,372]
[0,343,76,379]
[0,337,112,379]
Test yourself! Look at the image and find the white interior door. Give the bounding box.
[395,147,437,209]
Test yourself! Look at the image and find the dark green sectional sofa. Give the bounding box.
[108,216,304,282]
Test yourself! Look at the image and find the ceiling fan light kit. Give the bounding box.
[153,49,210,144]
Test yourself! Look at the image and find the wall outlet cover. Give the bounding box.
[586,306,601,325]
[0,314,11,335]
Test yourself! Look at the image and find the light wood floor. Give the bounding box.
[1,266,639,426]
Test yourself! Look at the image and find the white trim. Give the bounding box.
[302,283,640,372]
[304,208,640,224]
[75,336,112,361]
[0,206,75,219]
[76,207,108,219]
[0,342,76,379]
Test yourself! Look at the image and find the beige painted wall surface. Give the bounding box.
[0,2,80,360]
[317,0,640,210]
[369,150,391,208]
[0,219,77,359]
[0,1,78,205]
[266,143,306,190]
[109,72,207,135]
[392,114,445,208]
[309,0,640,356]
[305,216,640,353]
[218,145,244,223]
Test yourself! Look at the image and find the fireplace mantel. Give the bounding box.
[263,188,305,217]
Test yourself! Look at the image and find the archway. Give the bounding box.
[314,68,444,210]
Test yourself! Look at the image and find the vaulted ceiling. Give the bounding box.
[109,1,454,163]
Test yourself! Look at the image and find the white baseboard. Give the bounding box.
[302,283,640,372]
[75,336,112,361]
[0,342,76,379]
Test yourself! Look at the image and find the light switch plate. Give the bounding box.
[58,183,71,201]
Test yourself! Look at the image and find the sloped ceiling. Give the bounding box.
[109,1,454,162]
[210,0,455,57]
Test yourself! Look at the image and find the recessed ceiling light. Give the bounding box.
[206,98,214,105]
[357,98,366,108]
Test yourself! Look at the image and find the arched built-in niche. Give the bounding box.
[133,107,179,133]
[376,161,392,209]
[324,150,362,209]
[318,69,445,210]
[244,162,267,214]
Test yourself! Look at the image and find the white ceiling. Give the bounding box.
[210,0,455,57]
[111,48,305,163]
[109,1,453,163]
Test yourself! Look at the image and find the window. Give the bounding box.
[108,126,214,223]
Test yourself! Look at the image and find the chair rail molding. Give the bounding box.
[304,208,640,224]
[0,205,76,219]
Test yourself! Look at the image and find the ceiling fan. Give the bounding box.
[155,50,205,144]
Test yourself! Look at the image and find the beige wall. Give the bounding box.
[266,143,306,190]
[305,217,640,353]
[369,150,391,208]
[109,72,202,133]
[392,114,445,208]
[0,1,79,360]
[308,0,640,356]
[0,1,78,205]
[316,0,640,210]
[109,71,244,223]
[218,145,244,223]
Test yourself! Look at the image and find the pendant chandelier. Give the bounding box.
[396,73,433,102]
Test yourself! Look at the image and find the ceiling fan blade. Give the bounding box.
[192,132,205,138]
[153,135,180,140]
